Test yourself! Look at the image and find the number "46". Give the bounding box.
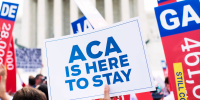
[182,38,200,52]
[182,38,200,66]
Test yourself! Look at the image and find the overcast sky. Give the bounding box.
[0,0,184,17]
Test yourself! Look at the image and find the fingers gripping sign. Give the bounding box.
[103,85,118,100]
[103,85,111,100]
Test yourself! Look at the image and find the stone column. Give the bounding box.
[120,0,130,21]
[137,0,150,41]
[104,0,113,25]
[21,0,37,48]
[37,0,48,48]
[54,0,63,37]
[70,0,79,34]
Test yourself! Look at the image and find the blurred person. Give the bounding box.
[0,64,12,100]
[13,87,46,100]
[35,74,43,87]
[151,86,164,100]
[27,75,35,87]
[36,84,49,100]
[151,81,164,100]
[163,77,175,100]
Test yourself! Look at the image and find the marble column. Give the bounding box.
[54,0,63,37]
[70,0,79,34]
[105,0,113,25]
[120,0,130,21]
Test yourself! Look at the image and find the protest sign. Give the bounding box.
[157,0,176,6]
[6,37,17,92]
[155,0,200,99]
[73,0,107,29]
[71,16,94,34]
[0,1,18,65]
[161,60,168,77]
[44,17,155,100]
[0,1,18,93]
[15,48,42,72]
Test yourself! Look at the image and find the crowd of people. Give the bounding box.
[0,64,49,100]
[0,64,174,100]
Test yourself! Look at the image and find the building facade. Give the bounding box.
[19,0,150,48]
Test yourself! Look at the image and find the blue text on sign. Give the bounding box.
[71,16,94,34]
[65,37,131,91]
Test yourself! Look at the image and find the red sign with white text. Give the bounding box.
[155,0,200,100]
[0,2,18,65]
[6,37,17,92]
[0,19,15,64]
[0,2,19,92]
[162,29,200,100]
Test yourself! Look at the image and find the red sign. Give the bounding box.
[94,92,153,100]
[6,37,17,92]
[0,19,15,65]
[162,29,200,100]
[0,2,19,92]
[155,0,200,100]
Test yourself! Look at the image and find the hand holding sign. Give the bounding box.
[103,85,111,100]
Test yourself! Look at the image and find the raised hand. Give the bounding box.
[0,64,6,77]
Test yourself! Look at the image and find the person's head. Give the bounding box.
[13,87,46,100]
[36,84,49,100]
[165,77,170,93]
[35,74,43,86]
[28,75,35,87]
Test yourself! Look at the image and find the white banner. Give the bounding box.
[44,17,155,100]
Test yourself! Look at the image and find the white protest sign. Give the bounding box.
[73,0,108,29]
[44,17,155,100]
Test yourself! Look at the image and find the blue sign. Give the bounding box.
[0,2,19,21]
[155,0,200,37]
[71,16,94,34]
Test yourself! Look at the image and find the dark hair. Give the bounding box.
[13,87,46,100]
[35,74,43,79]
[29,76,35,86]
[165,77,169,84]
[38,84,49,100]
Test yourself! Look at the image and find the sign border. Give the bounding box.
[45,19,153,100]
